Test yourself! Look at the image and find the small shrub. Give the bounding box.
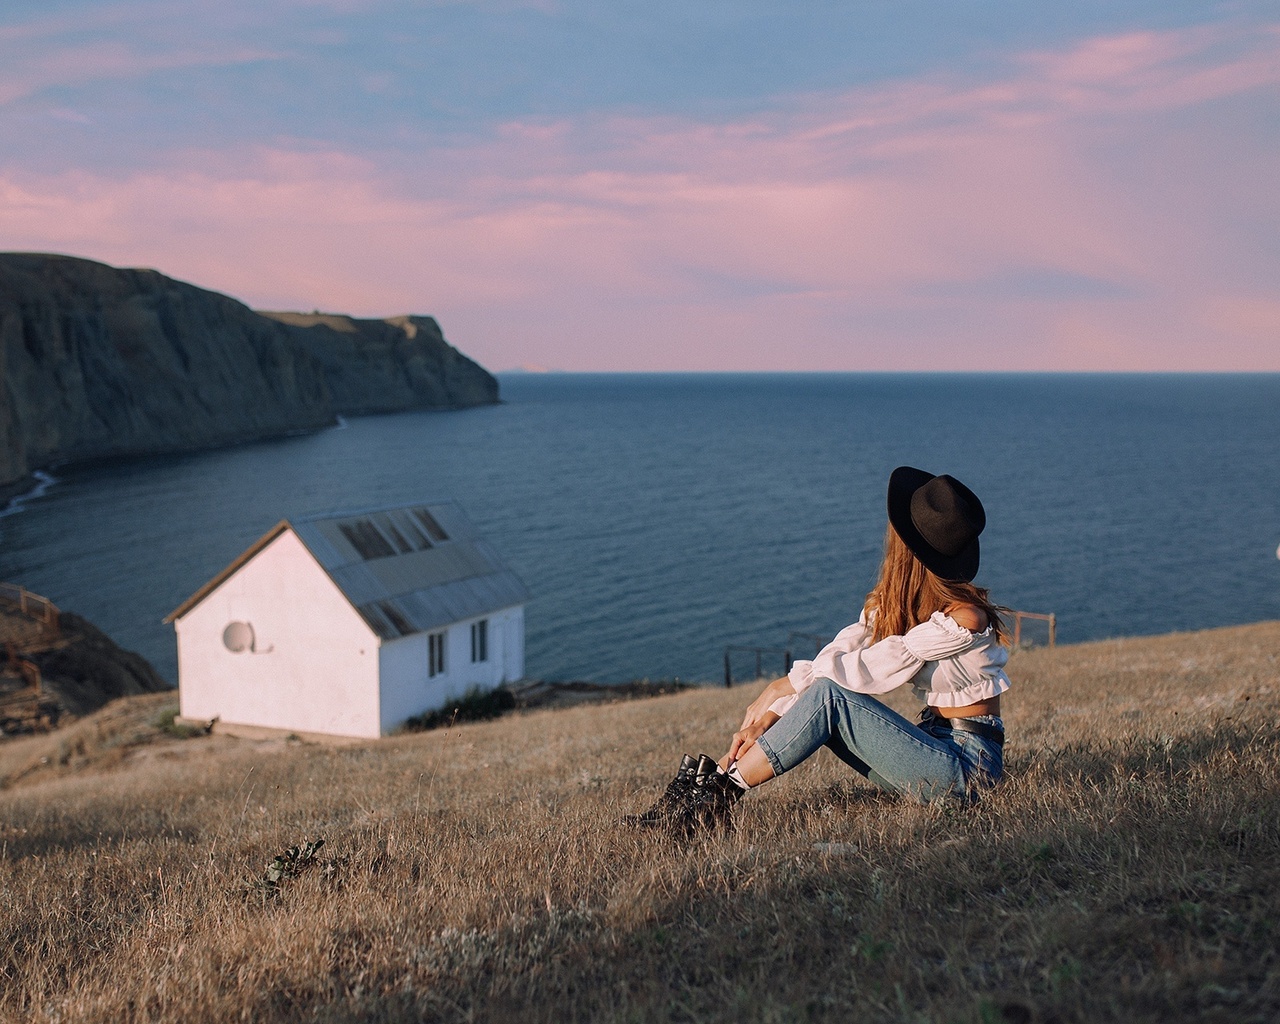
[149,705,204,739]
[401,685,517,732]
[244,838,328,900]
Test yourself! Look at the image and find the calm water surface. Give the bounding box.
[3,373,1278,685]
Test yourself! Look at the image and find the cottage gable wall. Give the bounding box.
[174,529,381,738]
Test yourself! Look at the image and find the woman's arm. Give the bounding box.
[945,603,988,633]
[728,710,781,763]
[740,675,795,730]
[785,614,872,697]
[797,611,981,696]
[722,675,794,764]
[726,609,982,761]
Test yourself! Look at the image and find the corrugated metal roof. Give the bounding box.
[289,500,530,641]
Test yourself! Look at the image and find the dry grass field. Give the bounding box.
[3,622,1280,1024]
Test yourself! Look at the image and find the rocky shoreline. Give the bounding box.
[0,468,55,508]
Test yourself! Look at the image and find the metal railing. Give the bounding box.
[786,632,829,660]
[723,646,792,688]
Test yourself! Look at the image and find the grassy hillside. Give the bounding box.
[3,622,1279,1023]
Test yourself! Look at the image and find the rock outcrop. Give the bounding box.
[2,600,169,735]
[30,611,171,719]
[0,253,499,497]
[258,311,497,415]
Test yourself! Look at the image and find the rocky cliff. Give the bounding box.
[258,310,496,415]
[0,254,499,497]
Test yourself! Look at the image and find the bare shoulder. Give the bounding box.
[946,603,989,632]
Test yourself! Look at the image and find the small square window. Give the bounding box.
[471,620,488,663]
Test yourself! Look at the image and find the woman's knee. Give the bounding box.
[810,677,876,715]
[808,676,843,704]
[804,677,845,727]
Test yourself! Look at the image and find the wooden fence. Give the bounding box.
[0,582,60,633]
[1009,609,1056,648]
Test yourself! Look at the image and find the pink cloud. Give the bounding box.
[0,39,284,105]
[1020,24,1280,111]
[3,21,1279,371]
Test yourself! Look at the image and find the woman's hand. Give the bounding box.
[740,676,794,731]
[728,711,780,763]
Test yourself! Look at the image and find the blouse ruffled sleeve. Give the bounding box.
[787,612,871,695]
[788,610,979,698]
[902,611,979,660]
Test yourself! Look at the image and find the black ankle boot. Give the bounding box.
[668,756,743,838]
[622,753,699,827]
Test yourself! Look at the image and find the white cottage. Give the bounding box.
[166,501,530,739]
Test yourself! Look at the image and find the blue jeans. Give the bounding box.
[755,677,1003,803]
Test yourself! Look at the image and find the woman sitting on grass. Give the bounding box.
[627,466,1011,837]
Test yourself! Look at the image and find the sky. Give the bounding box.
[1,1,1278,372]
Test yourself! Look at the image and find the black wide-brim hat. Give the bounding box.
[887,466,985,583]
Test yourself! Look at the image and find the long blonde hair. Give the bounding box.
[865,525,1007,645]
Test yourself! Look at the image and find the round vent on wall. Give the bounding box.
[223,621,256,653]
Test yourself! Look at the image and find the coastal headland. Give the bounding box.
[0,253,498,500]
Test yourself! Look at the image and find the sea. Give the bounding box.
[2,373,1279,686]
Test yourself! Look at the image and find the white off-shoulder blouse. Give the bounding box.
[769,608,1011,717]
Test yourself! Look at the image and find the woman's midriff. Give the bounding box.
[935,696,1002,719]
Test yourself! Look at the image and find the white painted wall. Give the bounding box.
[174,530,382,738]
[378,605,525,734]
[499,606,525,683]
